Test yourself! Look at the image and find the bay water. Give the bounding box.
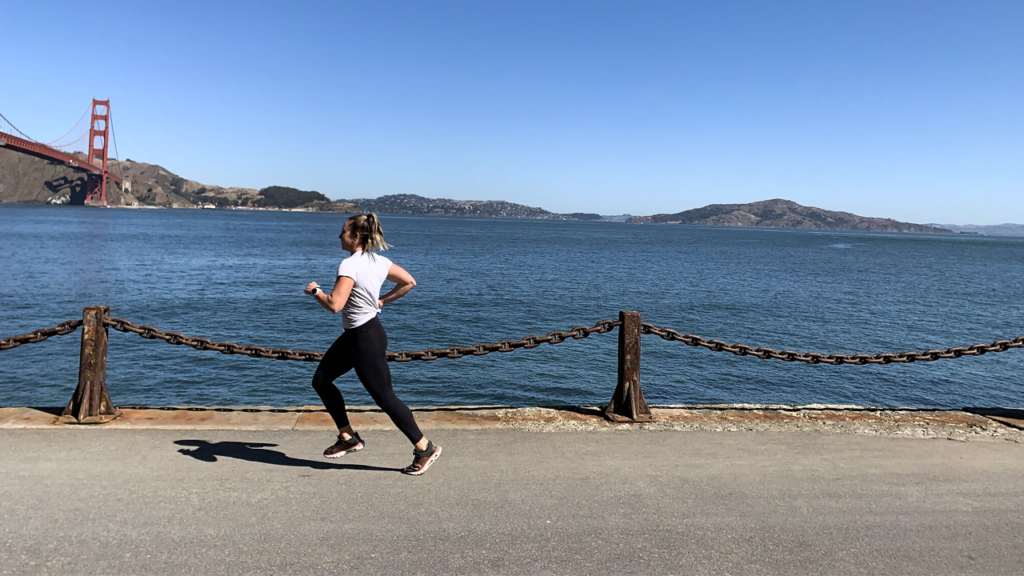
[1,204,1022,409]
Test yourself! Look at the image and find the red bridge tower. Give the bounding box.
[86,99,111,205]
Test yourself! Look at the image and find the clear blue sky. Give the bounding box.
[4,1,1022,224]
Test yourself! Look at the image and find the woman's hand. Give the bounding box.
[378,264,416,308]
[305,281,320,295]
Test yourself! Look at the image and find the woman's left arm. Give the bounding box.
[306,276,355,314]
[378,264,416,308]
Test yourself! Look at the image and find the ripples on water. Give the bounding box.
[1,205,1022,409]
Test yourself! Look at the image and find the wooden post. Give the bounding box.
[604,310,652,422]
[59,306,120,424]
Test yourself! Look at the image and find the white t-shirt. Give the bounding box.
[337,251,393,330]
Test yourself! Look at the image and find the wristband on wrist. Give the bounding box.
[310,287,320,296]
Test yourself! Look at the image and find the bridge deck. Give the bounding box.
[0,129,122,184]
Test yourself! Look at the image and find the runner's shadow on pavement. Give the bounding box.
[174,440,401,472]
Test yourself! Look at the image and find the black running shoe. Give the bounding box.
[323,433,364,458]
[402,443,442,476]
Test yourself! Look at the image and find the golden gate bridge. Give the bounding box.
[0,99,125,206]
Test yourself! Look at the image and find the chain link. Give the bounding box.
[640,323,1024,365]
[0,320,83,351]
[104,317,621,363]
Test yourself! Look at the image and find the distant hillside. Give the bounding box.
[628,199,953,234]
[340,194,600,220]
[1,149,992,231]
[0,148,258,207]
[0,151,593,218]
[0,149,362,210]
[927,223,1024,237]
[112,157,266,208]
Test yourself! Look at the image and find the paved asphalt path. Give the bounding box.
[1,429,1022,575]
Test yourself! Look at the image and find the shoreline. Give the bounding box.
[3,404,1022,440]
[4,202,1022,234]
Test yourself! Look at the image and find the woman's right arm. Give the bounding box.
[307,276,355,314]
[378,264,416,308]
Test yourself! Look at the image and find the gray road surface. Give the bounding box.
[1,429,1022,575]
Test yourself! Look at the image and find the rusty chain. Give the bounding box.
[0,320,83,351]
[6,316,1021,367]
[640,323,1024,365]
[103,317,622,362]
[104,317,325,362]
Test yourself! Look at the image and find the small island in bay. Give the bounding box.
[628,199,955,234]
[926,223,1024,237]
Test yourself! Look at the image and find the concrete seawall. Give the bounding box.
[2,404,1022,440]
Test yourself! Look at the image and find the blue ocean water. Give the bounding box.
[1,204,1022,409]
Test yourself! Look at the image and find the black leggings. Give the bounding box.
[311,316,423,445]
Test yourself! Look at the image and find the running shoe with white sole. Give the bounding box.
[402,443,442,476]
[323,432,364,458]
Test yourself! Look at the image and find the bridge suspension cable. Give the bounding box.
[0,111,41,143]
[44,106,91,147]
[109,108,125,184]
[50,131,88,151]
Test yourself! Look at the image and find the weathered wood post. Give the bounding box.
[604,310,652,422]
[59,306,120,424]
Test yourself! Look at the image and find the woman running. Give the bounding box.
[305,213,442,476]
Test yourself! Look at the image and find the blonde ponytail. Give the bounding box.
[346,213,391,253]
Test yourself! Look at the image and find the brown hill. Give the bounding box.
[628,199,953,233]
[0,149,360,210]
[110,157,263,208]
[0,147,257,207]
